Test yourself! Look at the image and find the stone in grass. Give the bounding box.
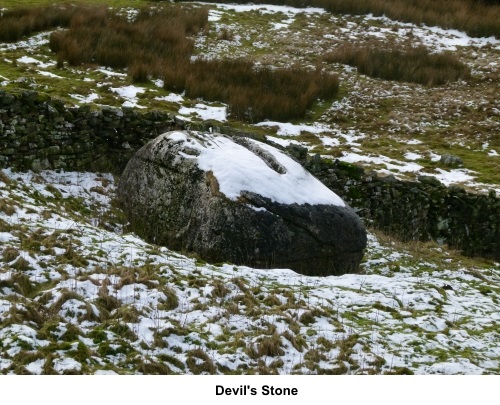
[418,175,442,187]
[440,154,463,167]
[117,131,367,276]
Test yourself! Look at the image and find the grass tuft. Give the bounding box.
[325,44,471,86]
[186,349,217,374]
[0,5,77,42]
[181,59,339,121]
[2,247,20,263]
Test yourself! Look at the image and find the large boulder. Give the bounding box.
[117,131,367,276]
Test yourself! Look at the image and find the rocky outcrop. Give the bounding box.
[117,131,367,276]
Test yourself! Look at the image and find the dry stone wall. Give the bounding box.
[0,90,183,172]
[1,90,498,260]
[305,158,500,261]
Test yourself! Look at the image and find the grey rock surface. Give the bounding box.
[440,154,463,167]
[117,131,367,276]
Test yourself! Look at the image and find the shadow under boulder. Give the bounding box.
[117,131,367,276]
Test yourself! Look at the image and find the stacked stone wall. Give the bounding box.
[1,90,498,260]
[0,90,183,172]
[306,159,499,261]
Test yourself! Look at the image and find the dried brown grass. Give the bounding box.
[49,6,206,71]
[0,5,77,42]
[180,59,339,121]
[324,44,471,86]
[44,4,337,121]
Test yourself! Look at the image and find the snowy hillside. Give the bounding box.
[1,169,499,374]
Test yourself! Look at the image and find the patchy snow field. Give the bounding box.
[0,2,499,375]
[1,2,498,191]
[193,3,500,193]
[0,169,499,374]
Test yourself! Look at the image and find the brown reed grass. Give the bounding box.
[324,44,471,86]
[5,4,338,121]
[0,5,77,42]
[171,59,338,121]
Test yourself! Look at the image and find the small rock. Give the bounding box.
[440,154,463,167]
[418,175,442,187]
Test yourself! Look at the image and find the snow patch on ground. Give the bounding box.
[272,18,295,30]
[365,14,500,51]
[266,136,302,148]
[37,70,63,79]
[404,152,423,161]
[111,85,146,108]
[255,121,331,136]
[340,152,423,173]
[16,56,54,69]
[319,136,340,147]
[70,93,100,104]
[155,93,184,103]
[97,68,127,78]
[212,3,327,16]
[178,103,227,121]
[430,168,476,186]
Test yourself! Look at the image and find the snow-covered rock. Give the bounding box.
[117,131,367,276]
